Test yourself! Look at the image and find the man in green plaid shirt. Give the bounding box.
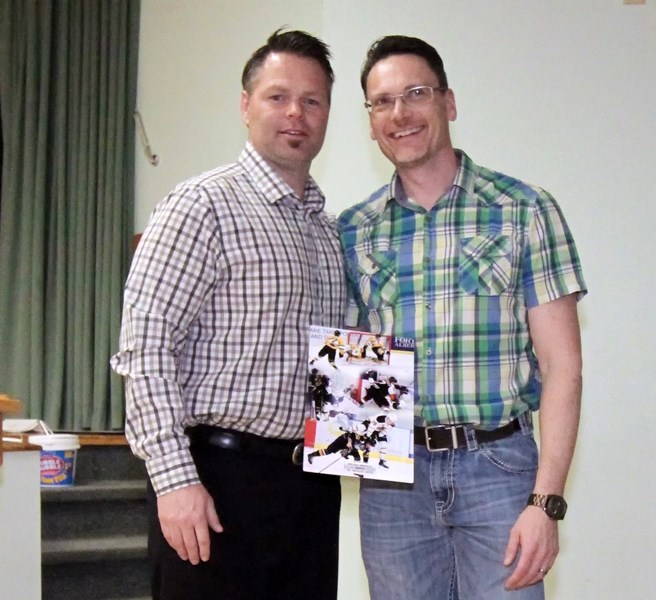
[339,35,587,599]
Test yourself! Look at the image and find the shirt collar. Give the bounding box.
[370,149,482,215]
[452,150,479,200]
[238,142,326,213]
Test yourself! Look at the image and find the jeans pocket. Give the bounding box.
[479,433,538,474]
[459,234,514,295]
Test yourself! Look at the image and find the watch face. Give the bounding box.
[545,495,567,519]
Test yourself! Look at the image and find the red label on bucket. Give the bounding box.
[41,454,66,477]
[40,450,76,486]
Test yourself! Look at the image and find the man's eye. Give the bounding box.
[373,96,392,108]
[409,87,428,98]
[303,98,320,107]
[270,94,286,103]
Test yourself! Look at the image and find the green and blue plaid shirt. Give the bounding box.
[338,151,587,428]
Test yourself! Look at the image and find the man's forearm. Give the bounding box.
[527,294,583,496]
[533,371,582,495]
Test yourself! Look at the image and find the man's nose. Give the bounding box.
[391,95,409,118]
[286,98,303,117]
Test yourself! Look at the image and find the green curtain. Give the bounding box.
[0,0,140,430]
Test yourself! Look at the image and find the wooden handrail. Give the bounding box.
[0,395,21,415]
[1,395,23,465]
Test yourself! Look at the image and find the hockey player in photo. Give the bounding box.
[362,375,406,411]
[361,413,397,469]
[307,423,364,465]
[386,377,409,410]
[344,342,363,363]
[310,329,345,369]
[367,335,387,362]
[308,368,335,420]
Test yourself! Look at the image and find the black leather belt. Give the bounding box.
[187,425,304,465]
[414,418,521,452]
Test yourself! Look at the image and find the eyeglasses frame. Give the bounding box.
[364,85,448,114]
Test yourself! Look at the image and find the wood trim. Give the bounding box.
[132,233,142,253]
[1,396,23,464]
[0,395,21,414]
[2,439,41,452]
[2,432,128,447]
[77,433,129,446]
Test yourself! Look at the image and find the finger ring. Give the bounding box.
[539,568,547,575]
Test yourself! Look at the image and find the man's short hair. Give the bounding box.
[360,35,448,95]
[242,27,334,94]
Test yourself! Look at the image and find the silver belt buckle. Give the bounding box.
[425,425,459,452]
[292,442,304,466]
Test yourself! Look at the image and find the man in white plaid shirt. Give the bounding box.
[112,29,345,600]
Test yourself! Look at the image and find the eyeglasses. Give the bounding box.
[364,85,446,114]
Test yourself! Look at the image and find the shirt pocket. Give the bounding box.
[347,248,398,310]
[459,234,515,296]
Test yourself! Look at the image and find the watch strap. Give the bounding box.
[528,493,548,509]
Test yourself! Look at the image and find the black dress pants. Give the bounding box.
[147,435,341,600]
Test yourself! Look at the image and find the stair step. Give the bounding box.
[42,482,148,540]
[98,597,150,600]
[74,444,147,484]
[42,479,147,503]
[42,556,150,600]
[42,534,147,564]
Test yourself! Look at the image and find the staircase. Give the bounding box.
[41,436,150,600]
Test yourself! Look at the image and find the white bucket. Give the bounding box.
[28,434,81,487]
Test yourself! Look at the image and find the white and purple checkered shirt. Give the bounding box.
[111,143,346,494]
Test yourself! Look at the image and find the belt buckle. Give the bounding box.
[292,443,304,466]
[211,430,241,451]
[424,425,459,452]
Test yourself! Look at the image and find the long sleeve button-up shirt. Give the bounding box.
[111,143,346,494]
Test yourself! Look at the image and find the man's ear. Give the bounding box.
[445,88,457,122]
[240,90,250,126]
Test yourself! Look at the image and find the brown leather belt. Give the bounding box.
[414,418,521,452]
[187,425,304,465]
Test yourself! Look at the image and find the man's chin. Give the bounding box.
[281,144,320,164]
[391,153,428,171]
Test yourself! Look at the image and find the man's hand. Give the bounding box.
[157,483,223,564]
[503,507,559,590]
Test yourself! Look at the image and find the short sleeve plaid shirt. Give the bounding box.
[338,151,586,429]
[111,143,346,494]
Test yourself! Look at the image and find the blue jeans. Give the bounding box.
[359,414,543,599]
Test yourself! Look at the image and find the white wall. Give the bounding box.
[0,451,41,600]
[135,0,323,228]
[136,2,656,598]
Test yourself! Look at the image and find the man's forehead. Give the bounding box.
[366,54,437,89]
[249,52,331,90]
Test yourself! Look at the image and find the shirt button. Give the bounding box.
[426,349,432,356]
[425,303,432,309]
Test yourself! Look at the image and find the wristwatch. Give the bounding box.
[527,493,567,520]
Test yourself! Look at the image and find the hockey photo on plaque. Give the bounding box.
[303,326,415,483]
